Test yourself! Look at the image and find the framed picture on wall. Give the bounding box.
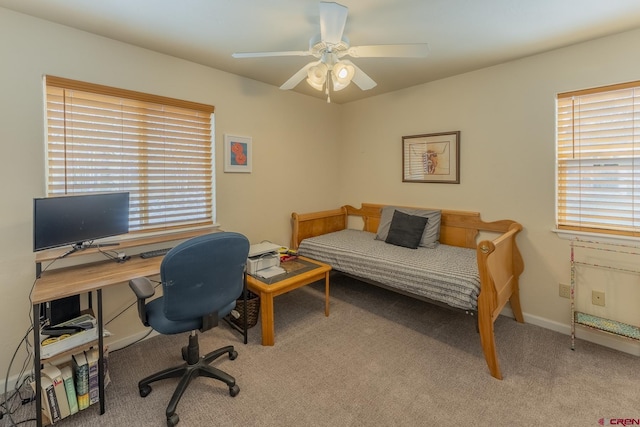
[402,131,460,183]
[223,134,252,173]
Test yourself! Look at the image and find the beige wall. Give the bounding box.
[339,28,640,353]
[0,8,341,386]
[3,6,640,388]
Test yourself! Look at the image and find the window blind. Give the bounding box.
[557,81,640,237]
[45,76,215,233]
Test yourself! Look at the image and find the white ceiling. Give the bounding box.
[3,0,640,104]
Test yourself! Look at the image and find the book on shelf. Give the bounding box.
[103,346,111,388]
[41,363,70,420]
[86,346,111,403]
[31,375,59,424]
[85,347,100,405]
[72,350,90,410]
[60,364,79,415]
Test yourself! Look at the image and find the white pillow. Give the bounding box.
[375,206,441,248]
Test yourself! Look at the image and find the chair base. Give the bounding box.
[138,333,239,427]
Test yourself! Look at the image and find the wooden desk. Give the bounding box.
[33,255,163,304]
[32,256,164,426]
[246,256,331,346]
[32,228,217,426]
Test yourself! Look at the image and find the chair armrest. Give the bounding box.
[129,277,155,299]
[128,277,156,326]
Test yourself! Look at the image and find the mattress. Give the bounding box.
[297,229,480,311]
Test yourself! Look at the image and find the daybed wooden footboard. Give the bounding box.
[291,203,524,380]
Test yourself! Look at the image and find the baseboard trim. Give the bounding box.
[503,308,640,356]
[107,329,160,352]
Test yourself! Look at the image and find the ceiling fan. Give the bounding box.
[232,1,429,102]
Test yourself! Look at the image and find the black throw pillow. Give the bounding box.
[385,210,429,249]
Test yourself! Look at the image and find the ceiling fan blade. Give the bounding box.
[280,61,321,90]
[232,50,312,59]
[319,2,348,45]
[345,43,430,58]
[341,60,377,90]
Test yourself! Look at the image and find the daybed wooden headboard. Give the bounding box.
[291,203,520,250]
[291,202,525,380]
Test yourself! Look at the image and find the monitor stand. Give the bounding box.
[80,243,120,249]
[62,242,121,258]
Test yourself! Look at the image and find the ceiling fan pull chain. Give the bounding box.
[326,69,331,103]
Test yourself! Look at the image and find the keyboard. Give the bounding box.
[140,248,172,259]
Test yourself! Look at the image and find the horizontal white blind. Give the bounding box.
[557,82,640,237]
[45,76,214,232]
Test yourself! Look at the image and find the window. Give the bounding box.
[45,76,215,233]
[557,81,640,237]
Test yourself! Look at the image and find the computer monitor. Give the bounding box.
[33,192,130,252]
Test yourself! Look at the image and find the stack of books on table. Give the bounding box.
[278,248,298,262]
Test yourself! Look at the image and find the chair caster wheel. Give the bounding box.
[230,384,240,397]
[167,413,179,427]
[229,350,238,360]
[139,384,152,398]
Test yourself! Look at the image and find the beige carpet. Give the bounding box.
[6,273,640,426]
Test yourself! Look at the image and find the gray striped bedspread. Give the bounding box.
[297,229,480,311]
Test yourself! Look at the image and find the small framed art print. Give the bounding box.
[223,134,252,173]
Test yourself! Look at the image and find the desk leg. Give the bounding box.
[33,303,43,427]
[259,293,275,346]
[242,273,248,344]
[97,289,105,415]
[324,272,330,317]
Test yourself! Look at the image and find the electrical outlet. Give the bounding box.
[559,284,571,299]
[592,290,605,307]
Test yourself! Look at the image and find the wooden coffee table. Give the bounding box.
[246,256,331,346]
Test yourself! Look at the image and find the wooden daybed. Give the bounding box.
[290,203,524,380]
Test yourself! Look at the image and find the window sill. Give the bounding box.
[552,228,640,245]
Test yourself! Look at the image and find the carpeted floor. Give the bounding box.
[4,273,639,426]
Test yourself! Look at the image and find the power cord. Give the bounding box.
[104,279,161,328]
[1,256,59,425]
[9,249,156,425]
[6,251,70,425]
[101,278,161,355]
[1,326,36,426]
[97,246,130,263]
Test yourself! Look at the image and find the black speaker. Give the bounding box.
[46,295,81,326]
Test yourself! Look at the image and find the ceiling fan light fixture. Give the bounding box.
[306,78,325,91]
[331,77,349,91]
[331,61,355,91]
[306,63,328,91]
[234,2,430,100]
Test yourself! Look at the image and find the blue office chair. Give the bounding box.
[128,232,249,427]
